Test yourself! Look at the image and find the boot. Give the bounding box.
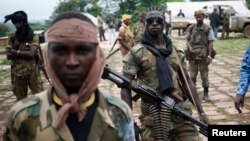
[203,87,211,102]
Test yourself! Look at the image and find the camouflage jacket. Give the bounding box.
[186,23,215,60]
[132,21,145,44]
[236,46,250,96]
[8,34,39,76]
[122,44,192,129]
[3,87,135,141]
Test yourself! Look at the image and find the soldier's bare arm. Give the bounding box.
[118,39,131,50]
[121,72,134,109]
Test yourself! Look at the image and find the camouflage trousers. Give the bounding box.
[189,60,209,87]
[12,71,43,100]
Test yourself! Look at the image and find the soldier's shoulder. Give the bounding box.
[202,24,210,31]
[130,43,145,53]
[102,92,133,121]
[5,90,47,127]
[173,45,185,53]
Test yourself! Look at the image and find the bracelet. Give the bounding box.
[200,112,206,116]
[207,56,211,59]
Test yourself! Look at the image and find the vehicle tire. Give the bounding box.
[243,25,250,38]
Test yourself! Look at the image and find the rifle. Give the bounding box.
[36,44,51,85]
[101,65,208,137]
[106,48,120,59]
[36,33,51,85]
[107,38,118,57]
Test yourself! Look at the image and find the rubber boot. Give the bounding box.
[203,87,211,102]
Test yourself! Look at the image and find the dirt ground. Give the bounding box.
[0,31,250,141]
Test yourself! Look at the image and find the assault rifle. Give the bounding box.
[101,65,208,137]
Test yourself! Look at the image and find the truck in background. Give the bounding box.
[166,1,250,38]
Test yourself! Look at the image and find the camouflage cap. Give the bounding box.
[194,10,205,16]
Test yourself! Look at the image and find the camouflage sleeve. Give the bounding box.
[115,101,135,141]
[185,25,192,40]
[236,46,250,96]
[104,93,135,141]
[122,46,142,76]
[174,46,187,69]
[3,96,40,141]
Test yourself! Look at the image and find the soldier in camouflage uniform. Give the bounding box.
[186,10,215,102]
[4,11,43,101]
[121,7,209,141]
[3,11,135,141]
[133,12,146,44]
[221,9,230,39]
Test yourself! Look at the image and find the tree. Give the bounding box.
[0,24,10,37]
[50,0,99,21]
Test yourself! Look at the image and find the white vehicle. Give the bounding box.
[166,1,250,38]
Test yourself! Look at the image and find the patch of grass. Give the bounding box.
[0,45,6,49]
[214,37,250,54]
[0,58,10,65]
[216,107,233,121]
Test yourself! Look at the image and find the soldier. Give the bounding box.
[3,11,135,141]
[97,12,107,42]
[118,14,135,56]
[121,7,209,141]
[221,9,230,39]
[186,10,216,101]
[4,11,44,101]
[234,45,250,114]
[133,12,145,44]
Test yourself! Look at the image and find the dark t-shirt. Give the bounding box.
[107,19,115,29]
[177,12,185,17]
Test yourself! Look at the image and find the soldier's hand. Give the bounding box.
[206,56,212,65]
[234,94,244,114]
[199,113,209,125]
[6,47,14,59]
[189,47,195,53]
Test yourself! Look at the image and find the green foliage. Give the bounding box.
[29,23,46,31]
[51,0,99,21]
[247,0,250,9]
[0,24,10,37]
[213,35,250,54]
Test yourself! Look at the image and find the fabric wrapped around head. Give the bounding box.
[4,10,27,24]
[44,18,105,128]
[122,14,131,22]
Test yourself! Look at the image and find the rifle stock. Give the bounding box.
[102,65,208,137]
